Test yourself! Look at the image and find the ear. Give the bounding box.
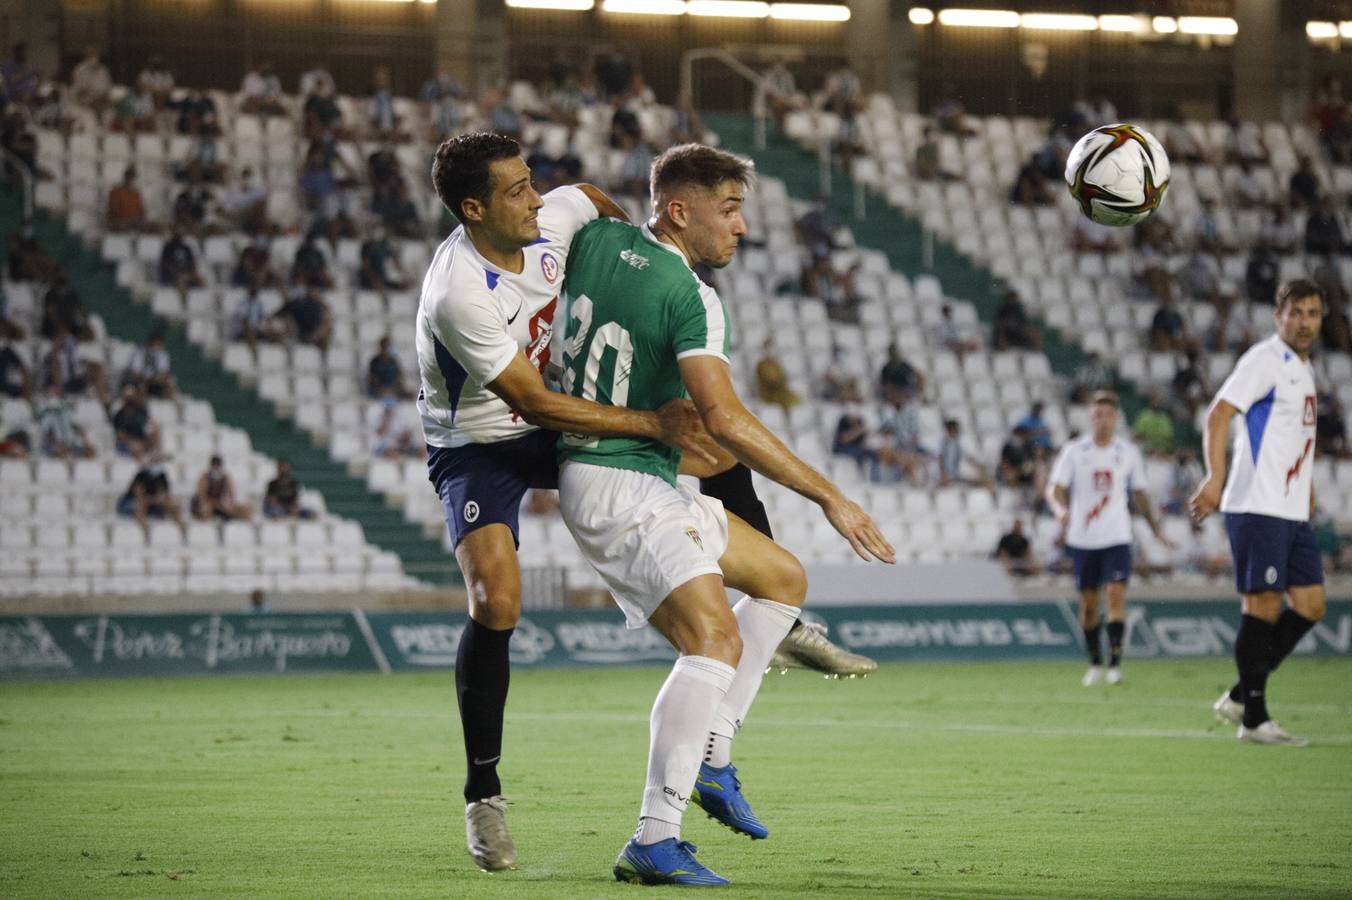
[663,196,689,230]
[459,197,486,225]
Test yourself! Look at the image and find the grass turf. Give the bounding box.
[2,658,1350,898]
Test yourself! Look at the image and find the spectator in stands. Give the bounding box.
[0,426,30,458]
[45,326,107,404]
[359,228,408,290]
[263,458,314,519]
[1171,349,1209,421]
[1192,198,1232,254]
[1204,303,1255,354]
[121,332,177,399]
[239,61,286,116]
[300,144,341,217]
[172,181,216,234]
[368,66,405,141]
[35,384,94,459]
[299,61,335,99]
[1304,196,1347,255]
[762,61,801,128]
[290,236,334,290]
[1147,295,1189,353]
[231,236,282,292]
[1010,157,1053,206]
[1323,295,1352,354]
[105,167,149,233]
[70,46,112,112]
[302,78,345,141]
[0,340,30,398]
[914,126,956,182]
[1162,449,1203,516]
[219,168,268,234]
[172,89,219,138]
[796,195,840,259]
[40,275,94,342]
[754,338,801,413]
[1230,159,1268,210]
[997,425,1038,489]
[118,454,185,535]
[191,455,251,521]
[136,54,175,109]
[249,588,270,613]
[594,50,634,100]
[1174,250,1223,307]
[931,83,975,137]
[992,290,1040,352]
[373,179,423,239]
[820,346,864,404]
[1069,351,1114,404]
[994,519,1038,577]
[1,42,39,106]
[484,87,523,143]
[831,407,878,478]
[879,342,924,405]
[367,387,419,459]
[1289,155,1322,209]
[938,418,993,490]
[110,81,156,133]
[159,230,205,291]
[111,383,160,460]
[176,125,225,185]
[0,289,24,340]
[616,132,656,198]
[275,288,332,350]
[1259,205,1298,253]
[1316,392,1349,459]
[935,303,979,358]
[423,66,466,139]
[1013,401,1053,451]
[1245,242,1280,306]
[366,336,406,399]
[876,398,928,486]
[1313,76,1351,163]
[1132,393,1174,454]
[230,289,280,348]
[8,232,59,283]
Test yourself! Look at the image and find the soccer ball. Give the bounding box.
[1064,124,1170,227]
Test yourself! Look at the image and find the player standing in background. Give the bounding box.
[1046,391,1171,686]
[419,133,720,872]
[1190,279,1326,747]
[555,144,894,885]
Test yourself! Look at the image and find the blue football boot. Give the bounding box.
[690,763,768,839]
[612,838,730,887]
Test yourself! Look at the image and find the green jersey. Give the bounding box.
[557,218,731,484]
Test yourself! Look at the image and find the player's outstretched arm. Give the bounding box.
[1131,488,1173,547]
[1189,398,1238,523]
[1046,483,1070,529]
[575,183,630,222]
[679,355,895,564]
[488,353,719,465]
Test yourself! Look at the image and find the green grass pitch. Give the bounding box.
[2,658,1351,898]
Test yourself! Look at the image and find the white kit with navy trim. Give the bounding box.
[1048,435,1147,549]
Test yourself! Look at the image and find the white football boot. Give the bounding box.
[1238,720,1308,747]
[466,795,517,871]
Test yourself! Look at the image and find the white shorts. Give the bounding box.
[559,461,730,629]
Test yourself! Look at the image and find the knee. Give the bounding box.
[1294,593,1326,623]
[680,620,742,667]
[766,555,808,607]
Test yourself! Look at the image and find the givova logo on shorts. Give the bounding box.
[464,501,480,523]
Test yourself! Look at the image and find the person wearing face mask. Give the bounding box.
[118,453,186,535]
[191,455,251,521]
[366,386,418,458]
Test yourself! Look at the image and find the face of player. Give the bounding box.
[1275,293,1323,359]
[1090,403,1118,443]
[478,156,544,250]
[685,180,747,269]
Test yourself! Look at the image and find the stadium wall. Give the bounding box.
[5,600,1352,679]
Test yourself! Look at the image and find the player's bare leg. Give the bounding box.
[454,525,522,871]
[1079,589,1105,686]
[1104,581,1127,684]
[614,574,740,886]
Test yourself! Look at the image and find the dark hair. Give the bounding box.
[431,132,521,222]
[650,143,755,200]
[210,454,223,466]
[1090,390,1119,409]
[1275,278,1323,312]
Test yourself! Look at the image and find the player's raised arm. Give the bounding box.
[679,354,895,564]
[576,183,630,222]
[486,353,719,465]
[1189,397,1239,522]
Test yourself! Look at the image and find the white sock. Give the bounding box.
[704,597,800,768]
[637,654,735,844]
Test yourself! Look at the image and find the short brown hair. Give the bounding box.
[1090,390,1119,409]
[650,143,755,200]
[1275,278,1323,312]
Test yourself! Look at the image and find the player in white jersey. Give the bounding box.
[1190,279,1326,747]
[1046,391,1170,687]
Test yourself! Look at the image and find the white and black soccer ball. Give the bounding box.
[1064,123,1171,227]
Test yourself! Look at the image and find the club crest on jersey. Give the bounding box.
[540,253,559,284]
[1304,395,1316,427]
[684,527,703,550]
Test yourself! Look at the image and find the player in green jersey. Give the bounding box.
[555,144,895,886]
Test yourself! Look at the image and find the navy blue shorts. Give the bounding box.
[427,429,560,548]
[1224,512,1324,594]
[1068,544,1132,591]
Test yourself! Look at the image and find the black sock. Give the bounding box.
[700,463,773,539]
[1107,621,1125,668]
[1234,614,1275,729]
[1227,609,1317,702]
[1083,623,1103,666]
[456,618,513,802]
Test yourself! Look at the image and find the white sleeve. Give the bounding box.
[1048,444,1074,489]
[538,185,600,243]
[1216,349,1275,413]
[428,286,518,391]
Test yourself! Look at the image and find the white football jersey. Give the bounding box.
[1216,333,1317,521]
[416,186,597,448]
[1048,435,1147,550]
